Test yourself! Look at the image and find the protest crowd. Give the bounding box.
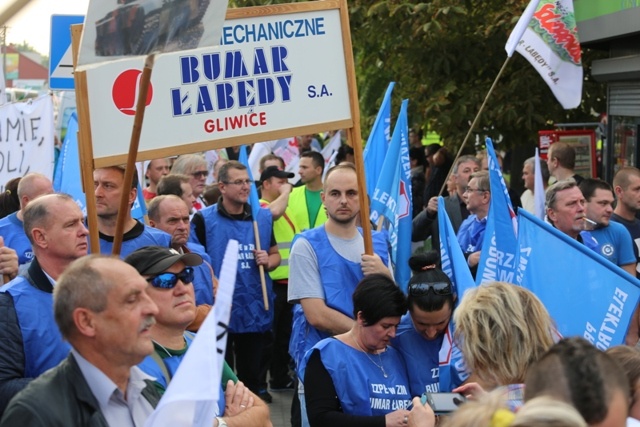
[1,121,640,427]
[0,0,637,425]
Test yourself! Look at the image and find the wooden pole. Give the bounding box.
[112,54,155,256]
[253,221,269,311]
[339,0,372,254]
[71,24,101,254]
[437,56,512,197]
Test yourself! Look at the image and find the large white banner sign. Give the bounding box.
[0,96,54,191]
[84,5,352,167]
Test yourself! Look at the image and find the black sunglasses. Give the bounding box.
[409,282,452,296]
[147,267,195,289]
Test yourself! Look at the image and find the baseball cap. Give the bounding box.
[124,246,202,275]
[259,166,294,184]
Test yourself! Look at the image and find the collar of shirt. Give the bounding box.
[71,349,155,410]
[216,196,252,221]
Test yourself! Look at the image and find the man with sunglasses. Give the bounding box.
[148,195,217,331]
[124,246,271,427]
[456,170,491,277]
[170,154,210,211]
[94,166,171,257]
[191,160,280,401]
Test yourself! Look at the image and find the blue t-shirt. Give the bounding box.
[0,213,33,265]
[589,221,636,267]
[457,214,487,253]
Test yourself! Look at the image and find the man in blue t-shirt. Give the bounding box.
[93,166,171,257]
[579,178,636,275]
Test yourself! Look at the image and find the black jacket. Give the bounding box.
[0,258,53,416]
[411,193,466,250]
[0,354,161,426]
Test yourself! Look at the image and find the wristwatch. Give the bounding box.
[216,417,228,427]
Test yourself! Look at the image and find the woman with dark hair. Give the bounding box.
[303,274,412,426]
[392,251,468,396]
[0,177,21,219]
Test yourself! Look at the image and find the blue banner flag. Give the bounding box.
[238,144,261,219]
[476,138,518,285]
[363,82,394,197]
[53,112,86,215]
[438,196,476,303]
[517,209,640,349]
[370,100,411,289]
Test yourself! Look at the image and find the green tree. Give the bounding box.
[229,0,606,156]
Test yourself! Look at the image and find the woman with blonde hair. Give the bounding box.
[451,282,555,409]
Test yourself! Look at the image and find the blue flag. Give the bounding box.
[238,144,260,219]
[369,99,412,290]
[53,112,86,215]
[363,82,394,197]
[437,197,476,303]
[517,209,640,349]
[476,138,518,285]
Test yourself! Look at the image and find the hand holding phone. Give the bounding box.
[423,392,466,415]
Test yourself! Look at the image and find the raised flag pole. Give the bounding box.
[111,54,155,256]
[438,57,511,197]
[253,222,269,310]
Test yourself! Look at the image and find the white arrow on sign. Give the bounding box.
[51,45,74,79]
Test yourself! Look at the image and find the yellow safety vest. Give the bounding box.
[288,186,327,231]
[260,199,298,281]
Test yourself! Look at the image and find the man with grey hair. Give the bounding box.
[0,172,53,266]
[520,156,550,214]
[170,154,209,211]
[545,179,589,242]
[457,170,491,274]
[412,155,481,250]
[1,255,161,426]
[0,193,88,415]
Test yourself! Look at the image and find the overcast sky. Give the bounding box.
[2,0,89,55]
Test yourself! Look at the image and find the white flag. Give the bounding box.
[506,0,582,109]
[144,240,238,427]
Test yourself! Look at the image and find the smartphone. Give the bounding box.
[424,392,466,415]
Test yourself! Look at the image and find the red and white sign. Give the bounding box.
[84,5,353,167]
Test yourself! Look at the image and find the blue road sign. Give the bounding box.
[49,15,84,90]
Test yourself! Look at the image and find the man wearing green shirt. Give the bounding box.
[289,151,328,231]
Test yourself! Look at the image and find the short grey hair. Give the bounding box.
[545,179,578,211]
[54,255,117,340]
[22,193,74,245]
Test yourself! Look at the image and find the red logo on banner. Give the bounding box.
[112,69,153,116]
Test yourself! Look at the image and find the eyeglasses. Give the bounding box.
[147,267,194,289]
[463,187,488,194]
[191,171,209,178]
[409,282,453,296]
[222,179,253,187]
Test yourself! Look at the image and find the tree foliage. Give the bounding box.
[229,0,606,152]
